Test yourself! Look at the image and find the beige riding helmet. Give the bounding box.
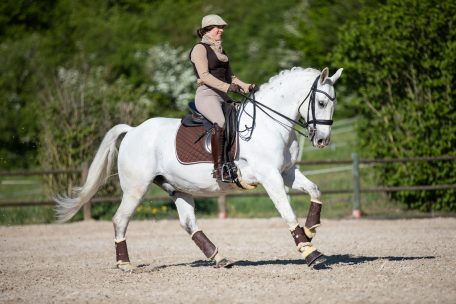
[201,14,227,28]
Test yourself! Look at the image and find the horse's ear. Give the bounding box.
[329,68,343,84]
[320,67,329,85]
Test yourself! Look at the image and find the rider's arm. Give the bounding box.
[227,63,251,93]
[191,44,231,92]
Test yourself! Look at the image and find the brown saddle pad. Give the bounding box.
[175,124,238,165]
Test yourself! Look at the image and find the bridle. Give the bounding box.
[299,75,336,141]
[237,75,336,142]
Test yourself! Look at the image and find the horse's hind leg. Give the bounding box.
[172,192,233,268]
[112,190,145,271]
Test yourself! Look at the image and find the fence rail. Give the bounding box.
[1,155,455,218]
[296,155,456,165]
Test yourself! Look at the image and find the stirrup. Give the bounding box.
[221,162,238,183]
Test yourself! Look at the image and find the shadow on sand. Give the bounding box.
[134,254,435,272]
[234,254,436,270]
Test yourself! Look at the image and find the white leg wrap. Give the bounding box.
[310,199,323,205]
[304,226,316,239]
[298,242,317,258]
[212,251,225,263]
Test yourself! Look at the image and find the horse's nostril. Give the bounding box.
[318,138,324,145]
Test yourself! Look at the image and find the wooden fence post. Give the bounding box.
[81,162,91,220]
[218,195,227,219]
[351,153,362,218]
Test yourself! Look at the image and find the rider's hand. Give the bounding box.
[248,84,258,93]
[228,83,243,94]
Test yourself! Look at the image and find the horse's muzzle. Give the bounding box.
[313,135,331,149]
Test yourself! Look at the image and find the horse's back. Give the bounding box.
[118,117,180,175]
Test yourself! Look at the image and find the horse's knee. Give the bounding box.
[308,183,321,200]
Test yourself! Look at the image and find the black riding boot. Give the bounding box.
[211,123,229,181]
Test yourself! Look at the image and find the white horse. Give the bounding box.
[56,67,343,270]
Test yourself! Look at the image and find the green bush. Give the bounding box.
[332,0,456,211]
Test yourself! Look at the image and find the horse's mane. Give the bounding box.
[261,67,320,90]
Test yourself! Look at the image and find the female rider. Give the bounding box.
[189,14,255,181]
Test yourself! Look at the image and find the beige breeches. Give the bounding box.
[195,85,228,127]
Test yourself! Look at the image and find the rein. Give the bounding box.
[237,75,336,141]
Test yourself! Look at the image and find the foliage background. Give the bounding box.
[332,0,456,211]
[1,0,454,215]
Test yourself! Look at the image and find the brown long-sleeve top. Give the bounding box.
[190,44,250,93]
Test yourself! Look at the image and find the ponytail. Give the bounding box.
[196,26,216,38]
[197,28,205,38]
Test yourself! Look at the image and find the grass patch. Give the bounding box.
[0,206,55,225]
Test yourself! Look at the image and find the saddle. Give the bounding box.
[175,101,239,167]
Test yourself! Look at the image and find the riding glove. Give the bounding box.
[228,83,243,94]
[249,84,258,92]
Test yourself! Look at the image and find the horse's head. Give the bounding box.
[299,67,343,148]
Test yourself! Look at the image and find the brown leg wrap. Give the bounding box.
[192,231,217,259]
[290,225,311,246]
[291,225,325,266]
[115,240,130,263]
[305,201,322,229]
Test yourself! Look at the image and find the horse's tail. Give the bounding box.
[54,124,133,223]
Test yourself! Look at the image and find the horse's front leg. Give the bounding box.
[283,167,323,241]
[260,171,324,266]
[172,191,233,268]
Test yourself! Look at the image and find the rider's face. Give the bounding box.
[207,25,225,41]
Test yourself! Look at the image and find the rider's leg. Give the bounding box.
[194,85,225,127]
[172,191,233,268]
[195,87,228,180]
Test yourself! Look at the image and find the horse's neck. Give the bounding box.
[245,69,317,140]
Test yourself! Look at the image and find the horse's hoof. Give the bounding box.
[305,250,325,267]
[310,255,327,268]
[214,258,235,268]
[117,261,136,272]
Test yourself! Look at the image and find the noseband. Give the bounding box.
[238,75,336,141]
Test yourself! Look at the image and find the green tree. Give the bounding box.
[283,0,381,68]
[1,0,304,169]
[282,0,381,117]
[332,0,456,211]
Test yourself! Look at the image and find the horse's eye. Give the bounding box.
[318,101,325,107]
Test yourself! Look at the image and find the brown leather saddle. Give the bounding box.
[175,102,239,165]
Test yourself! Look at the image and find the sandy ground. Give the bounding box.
[1,217,455,304]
